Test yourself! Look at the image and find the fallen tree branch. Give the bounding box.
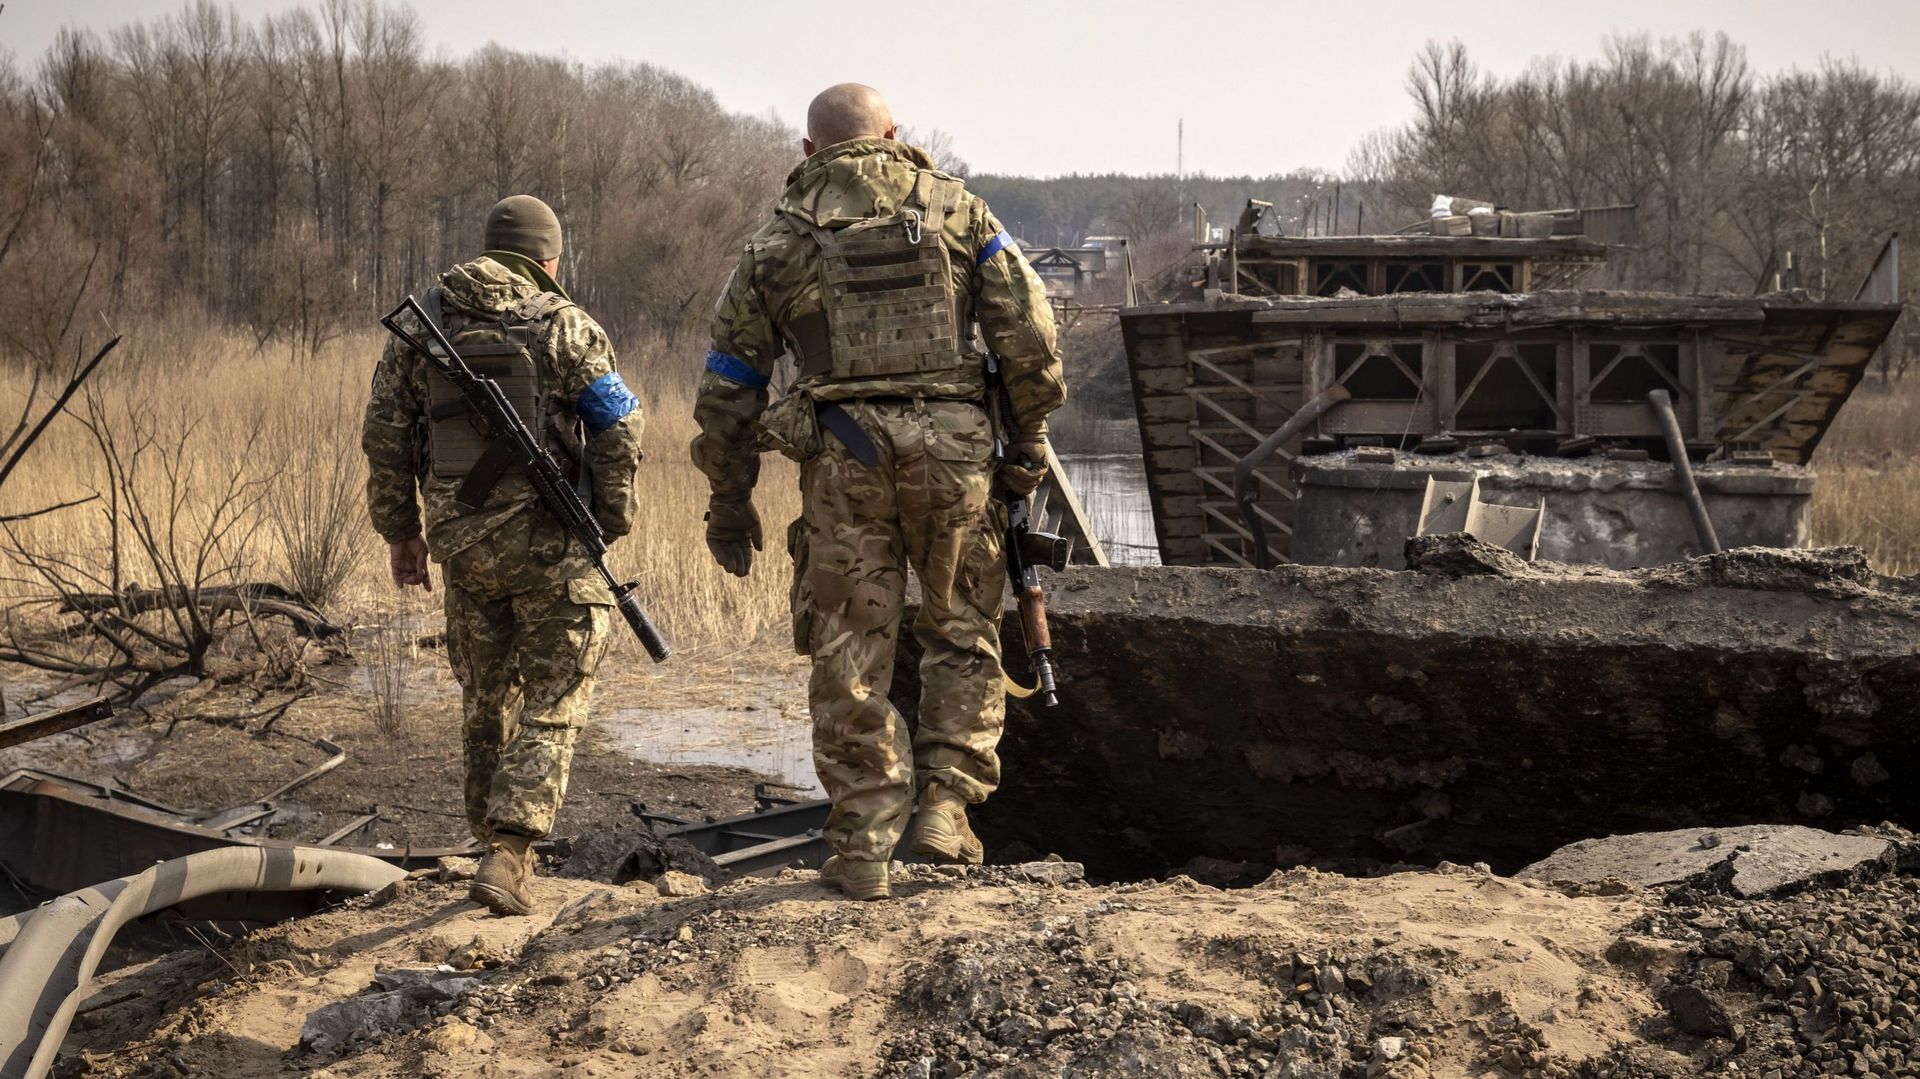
[161,688,314,738]
[55,584,341,639]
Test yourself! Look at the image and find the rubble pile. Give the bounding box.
[877,866,1635,1079]
[879,909,1458,1079]
[1640,872,1920,1077]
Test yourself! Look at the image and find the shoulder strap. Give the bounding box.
[512,291,573,323]
[910,170,965,236]
[422,287,448,336]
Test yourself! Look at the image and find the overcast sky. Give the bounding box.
[6,0,1920,177]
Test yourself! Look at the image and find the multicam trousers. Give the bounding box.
[443,513,613,840]
[790,398,1006,862]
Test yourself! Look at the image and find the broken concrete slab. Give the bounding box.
[1013,861,1086,885]
[1516,824,1893,897]
[299,967,481,1053]
[893,541,1920,877]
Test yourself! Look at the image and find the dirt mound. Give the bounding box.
[53,848,1920,1078]
[43,862,1674,1078]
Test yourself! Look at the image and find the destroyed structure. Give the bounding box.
[1120,199,1903,568]
[890,199,1917,879]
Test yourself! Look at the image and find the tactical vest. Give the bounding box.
[422,287,576,508]
[786,169,970,383]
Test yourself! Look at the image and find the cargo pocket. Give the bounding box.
[926,404,995,468]
[786,517,815,656]
[566,576,615,676]
[957,499,1009,619]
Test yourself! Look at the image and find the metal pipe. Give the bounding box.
[1648,389,1722,555]
[1233,384,1353,569]
[0,846,404,1079]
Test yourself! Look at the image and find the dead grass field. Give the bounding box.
[0,321,800,661]
[1809,374,1920,576]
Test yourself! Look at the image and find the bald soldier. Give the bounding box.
[692,84,1066,899]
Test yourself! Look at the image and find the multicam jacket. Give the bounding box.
[692,138,1066,503]
[362,253,643,560]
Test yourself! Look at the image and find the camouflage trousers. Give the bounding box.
[443,513,613,841]
[790,398,1006,863]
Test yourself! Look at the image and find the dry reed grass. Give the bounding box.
[0,319,800,658]
[1809,374,1920,576]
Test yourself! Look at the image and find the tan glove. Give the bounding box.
[705,498,762,577]
[999,424,1051,497]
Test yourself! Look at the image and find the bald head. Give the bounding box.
[804,83,895,156]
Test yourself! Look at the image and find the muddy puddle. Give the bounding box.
[598,703,822,795]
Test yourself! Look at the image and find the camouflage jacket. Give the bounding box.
[693,138,1066,504]
[362,253,644,560]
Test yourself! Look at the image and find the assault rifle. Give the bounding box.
[986,354,1072,708]
[380,295,672,663]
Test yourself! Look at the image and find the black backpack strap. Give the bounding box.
[422,287,448,337]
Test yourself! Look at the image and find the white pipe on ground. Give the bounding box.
[0,845,405,1079]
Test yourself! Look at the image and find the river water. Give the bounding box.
[1058,452,1160,566]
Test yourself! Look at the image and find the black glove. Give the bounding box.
[705,498,762,577]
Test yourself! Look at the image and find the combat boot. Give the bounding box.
[470,832,536,916]
[910,785,984,865]
[819,855,890,901]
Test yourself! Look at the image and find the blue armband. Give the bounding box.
[577,371,639,437]
[975,230,1014,266]
[705,349,769,389]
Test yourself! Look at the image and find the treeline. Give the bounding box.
[1356,35,1917,324]
[966,173,1379,251]
[0,0,795,372]
[4,10,1912,375]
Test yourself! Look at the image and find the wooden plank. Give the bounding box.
[1039,442,1109,567]
[1143,420,1195,450]
[0,697,114,751]
[1134,366,1195,395]
[1140,396,1200,422]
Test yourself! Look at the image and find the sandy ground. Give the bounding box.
[57,861,1707,1079]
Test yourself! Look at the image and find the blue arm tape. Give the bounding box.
[975,230,1014,267]
[577,371,639,438]
[705,349,770,389]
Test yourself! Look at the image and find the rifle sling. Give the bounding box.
[814,402,879,467]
